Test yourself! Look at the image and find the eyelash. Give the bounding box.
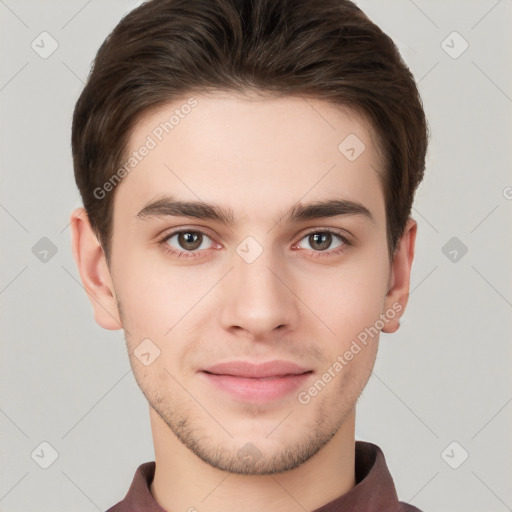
[157,228,351,259]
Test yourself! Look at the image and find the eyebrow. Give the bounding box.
[136,194,373,225]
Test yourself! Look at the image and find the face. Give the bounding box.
[81,92,407,475]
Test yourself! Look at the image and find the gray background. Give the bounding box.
[1,0,511,511]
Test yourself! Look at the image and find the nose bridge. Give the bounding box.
[219,235,298,336]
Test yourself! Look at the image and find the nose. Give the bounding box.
[218,245,300,340]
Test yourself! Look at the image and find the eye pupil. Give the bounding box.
[310,233,332,251]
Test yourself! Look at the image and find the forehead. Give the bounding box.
[114,92,386,226]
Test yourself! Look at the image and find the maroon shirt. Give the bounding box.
[105,441,423,511]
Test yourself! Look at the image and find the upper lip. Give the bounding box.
[202,360,312,378]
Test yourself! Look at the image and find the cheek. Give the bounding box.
[113,230,390,350]
[306,264,387,403]
[112,252,212,375]
[112,249,191,334]
[299,261,389,385]
[308,257,389,338]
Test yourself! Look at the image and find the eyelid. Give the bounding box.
[157,222,222,244]
[158,226,352,258]
[158,225,352,243]
[298,226,351,243]
[159,226,216,242]
[291,228,350,256]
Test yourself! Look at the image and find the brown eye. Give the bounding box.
[177,231,203,250]
[308,233,333,251]
[295,230,347,255]
[162,230,214,254]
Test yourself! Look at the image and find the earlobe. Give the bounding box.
[70,207,123,330]
[381,218,417,334]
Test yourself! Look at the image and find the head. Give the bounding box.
[71,0,428,475]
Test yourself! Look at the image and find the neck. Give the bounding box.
[149,407,356,512]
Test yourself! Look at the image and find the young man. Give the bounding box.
[70,0,428,510]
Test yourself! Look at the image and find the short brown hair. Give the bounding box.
[72,0,429,264]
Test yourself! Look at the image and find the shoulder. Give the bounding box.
[104,502,123,512]
[398,500,425,511]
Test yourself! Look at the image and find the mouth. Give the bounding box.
[200,360,313,402]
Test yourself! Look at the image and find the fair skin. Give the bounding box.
[71,92,416,512]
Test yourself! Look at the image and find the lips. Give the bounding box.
[200,360,313,402]
[202,360,311,378]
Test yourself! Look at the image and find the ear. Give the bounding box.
[70,207,122,330]
[381,218,417,334]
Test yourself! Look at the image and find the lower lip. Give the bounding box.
[201,372,312,402]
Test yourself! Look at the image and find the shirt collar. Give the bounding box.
[106,441,417,512]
